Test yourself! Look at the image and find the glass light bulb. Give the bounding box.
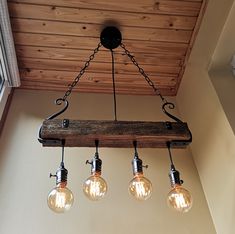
[167,184,193,213]
[128,173,152,201]
[83,173,108,201]
[47,182,74,213]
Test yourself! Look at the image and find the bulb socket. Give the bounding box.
[56,162,68,185]
[169,165,182,187]
[91,152,102,174]
[132,155,143,175]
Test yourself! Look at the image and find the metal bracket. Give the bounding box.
[164,121,192,147]
[38,137,63,146]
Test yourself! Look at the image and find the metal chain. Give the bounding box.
[61,42,102,101]
[120,43,166,103]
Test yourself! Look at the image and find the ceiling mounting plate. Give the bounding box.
[100,27,122,50]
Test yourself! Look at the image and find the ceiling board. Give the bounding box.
[8,0,207,96]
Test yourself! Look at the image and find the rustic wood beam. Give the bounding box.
[39,119,191,148]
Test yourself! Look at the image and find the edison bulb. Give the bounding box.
[167,184,192,213]
[47,182,74,213]
[128,173,152,201]
[83,173,107,201]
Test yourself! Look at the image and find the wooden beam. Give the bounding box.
[39,120,191,148]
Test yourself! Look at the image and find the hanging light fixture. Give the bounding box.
[166,142,193,213]
[38,26,193,211]
[83,140,108,201]
[128,141,152,201]
[38,26,192,148]
[47,140,74,213]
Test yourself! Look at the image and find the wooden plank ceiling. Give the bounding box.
[8,0,207,96]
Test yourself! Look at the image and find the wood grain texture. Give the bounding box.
[11,18,192,43]
[16,46,183,69]
[13,32,188,55]
[18,58,180,76]
[19,69,177,87]
[8,0,206,96]
[18,67,178,95]
[40,119,192,147]
[20,81,176,96]
[8,3,197,30]
[8,0,202,16]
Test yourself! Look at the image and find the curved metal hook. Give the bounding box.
[38,98,69,144]
[162,102,183,123]
[47,98,69,120]
[163,102,192,147]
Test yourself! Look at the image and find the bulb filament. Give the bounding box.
[89,180,101,197]
[172,193,188,208]
[133,181,149,197]
[55,191,66,208]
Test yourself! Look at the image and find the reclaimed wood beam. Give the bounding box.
[39,119,192,148]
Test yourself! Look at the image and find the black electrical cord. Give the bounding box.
[111,49,117,121]
[167,142,174,167]
[61,139,65,164]
[133,140,139,158]
[95,140,99,155]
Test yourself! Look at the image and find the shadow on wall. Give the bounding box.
[209,68,235,135]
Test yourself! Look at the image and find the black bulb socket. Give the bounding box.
[169,165,183,187]
[91,152,102,174]
[132,154,143,175]
[56,162,68,185]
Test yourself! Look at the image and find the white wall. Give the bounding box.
[177,0,235,233]
[0,90,215,234]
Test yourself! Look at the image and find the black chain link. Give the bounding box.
[61,42,102,101]
[120,43,166,103]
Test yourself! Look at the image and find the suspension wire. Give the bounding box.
[120,43,166,103]
[166,142,174,166]
[111,49,117,121]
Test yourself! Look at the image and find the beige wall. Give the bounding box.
[209,1,235,134]
[0,90,215,234]
[177,0,235,233]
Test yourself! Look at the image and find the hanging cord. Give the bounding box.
[111,49,117,121]
[95,139,99,157]
[167,141,174,167]
[61,139,65,164]
[167,141,183,185]
[133,140,138,158]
